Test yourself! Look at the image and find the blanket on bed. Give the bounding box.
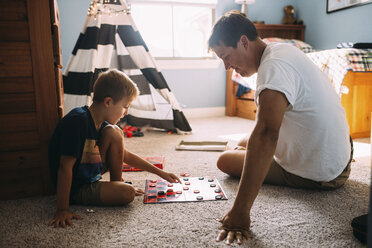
[232,48,372,97]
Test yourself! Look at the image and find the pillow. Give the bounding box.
[336,42,354,49]
[263,37,315,53]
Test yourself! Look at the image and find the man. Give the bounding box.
[208,11,352,245]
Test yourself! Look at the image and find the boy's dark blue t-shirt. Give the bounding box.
[48,106,105,198]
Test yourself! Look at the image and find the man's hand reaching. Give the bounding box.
[216,209,252,245]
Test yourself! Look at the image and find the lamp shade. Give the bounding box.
[235,0,255,4]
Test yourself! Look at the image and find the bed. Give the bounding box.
[225,24,372,138]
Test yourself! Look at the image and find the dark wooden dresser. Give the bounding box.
[0,0,63,200]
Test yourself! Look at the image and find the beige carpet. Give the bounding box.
[0,116,370,248]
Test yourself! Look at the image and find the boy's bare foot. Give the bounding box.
[134,187,144,196]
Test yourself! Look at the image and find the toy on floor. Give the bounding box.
[143,176,228,204]
[122,156,165,172]
[122,125,144,138]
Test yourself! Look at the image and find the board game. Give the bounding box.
[143,176,228,204]
[122,156,164,172]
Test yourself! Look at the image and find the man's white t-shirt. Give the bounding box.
[255,43,351,182]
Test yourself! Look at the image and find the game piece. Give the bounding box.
[144,176,228,204]
[180,172,191,177]
[86,209,95,213]
[149,183,156,187]
[150,180,157,183]
[183,178,189,181]
[185,182,190,185]
[122,156,165,171]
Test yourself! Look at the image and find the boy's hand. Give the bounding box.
[160,172,182,184]
[49,209,81,228]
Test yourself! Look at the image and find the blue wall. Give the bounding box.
[296,0,372,49]
[57,0,372,109]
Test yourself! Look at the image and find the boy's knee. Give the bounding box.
[120,185,135,204]
[102,124,124,143]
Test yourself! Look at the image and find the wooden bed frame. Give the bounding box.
[225,24,372,138]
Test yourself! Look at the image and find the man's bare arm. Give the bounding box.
[234,89,288,211]
[217,89,289,244]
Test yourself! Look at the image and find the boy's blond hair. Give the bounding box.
[93,69,139,103]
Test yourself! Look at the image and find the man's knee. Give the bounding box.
[217,151,233,173]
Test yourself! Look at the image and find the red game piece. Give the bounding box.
[168,183,173,187]
[167,188,173,192]
[150,180,157,183]
[176,191,182,194]
[183,186,189,190]
[194,190,200,194]
[149,183,156,187]
[180,172,190,177]
[185,182,190,185]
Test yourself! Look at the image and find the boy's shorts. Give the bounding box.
[264,138,353,190]
[72,163,109,205]
[72,181,104,205]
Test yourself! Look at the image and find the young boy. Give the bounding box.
[48,69,181,228]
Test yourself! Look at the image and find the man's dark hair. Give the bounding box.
[208,10,258,49]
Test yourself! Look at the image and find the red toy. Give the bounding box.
[121,125,144,138]
[122,156,165,172]
[143,176,228,204]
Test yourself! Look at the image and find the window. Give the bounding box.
[129,0,216,59]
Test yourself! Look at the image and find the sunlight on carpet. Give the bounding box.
[353,141,371,158]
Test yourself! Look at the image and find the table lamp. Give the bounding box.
[235,0,255,17]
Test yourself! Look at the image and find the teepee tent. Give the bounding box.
[62,0,191,132]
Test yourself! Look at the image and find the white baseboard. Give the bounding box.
[182,107,225,119]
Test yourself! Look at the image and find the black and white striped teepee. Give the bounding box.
[63,0,191,132]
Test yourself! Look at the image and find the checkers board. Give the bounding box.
[144,176,228,204]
